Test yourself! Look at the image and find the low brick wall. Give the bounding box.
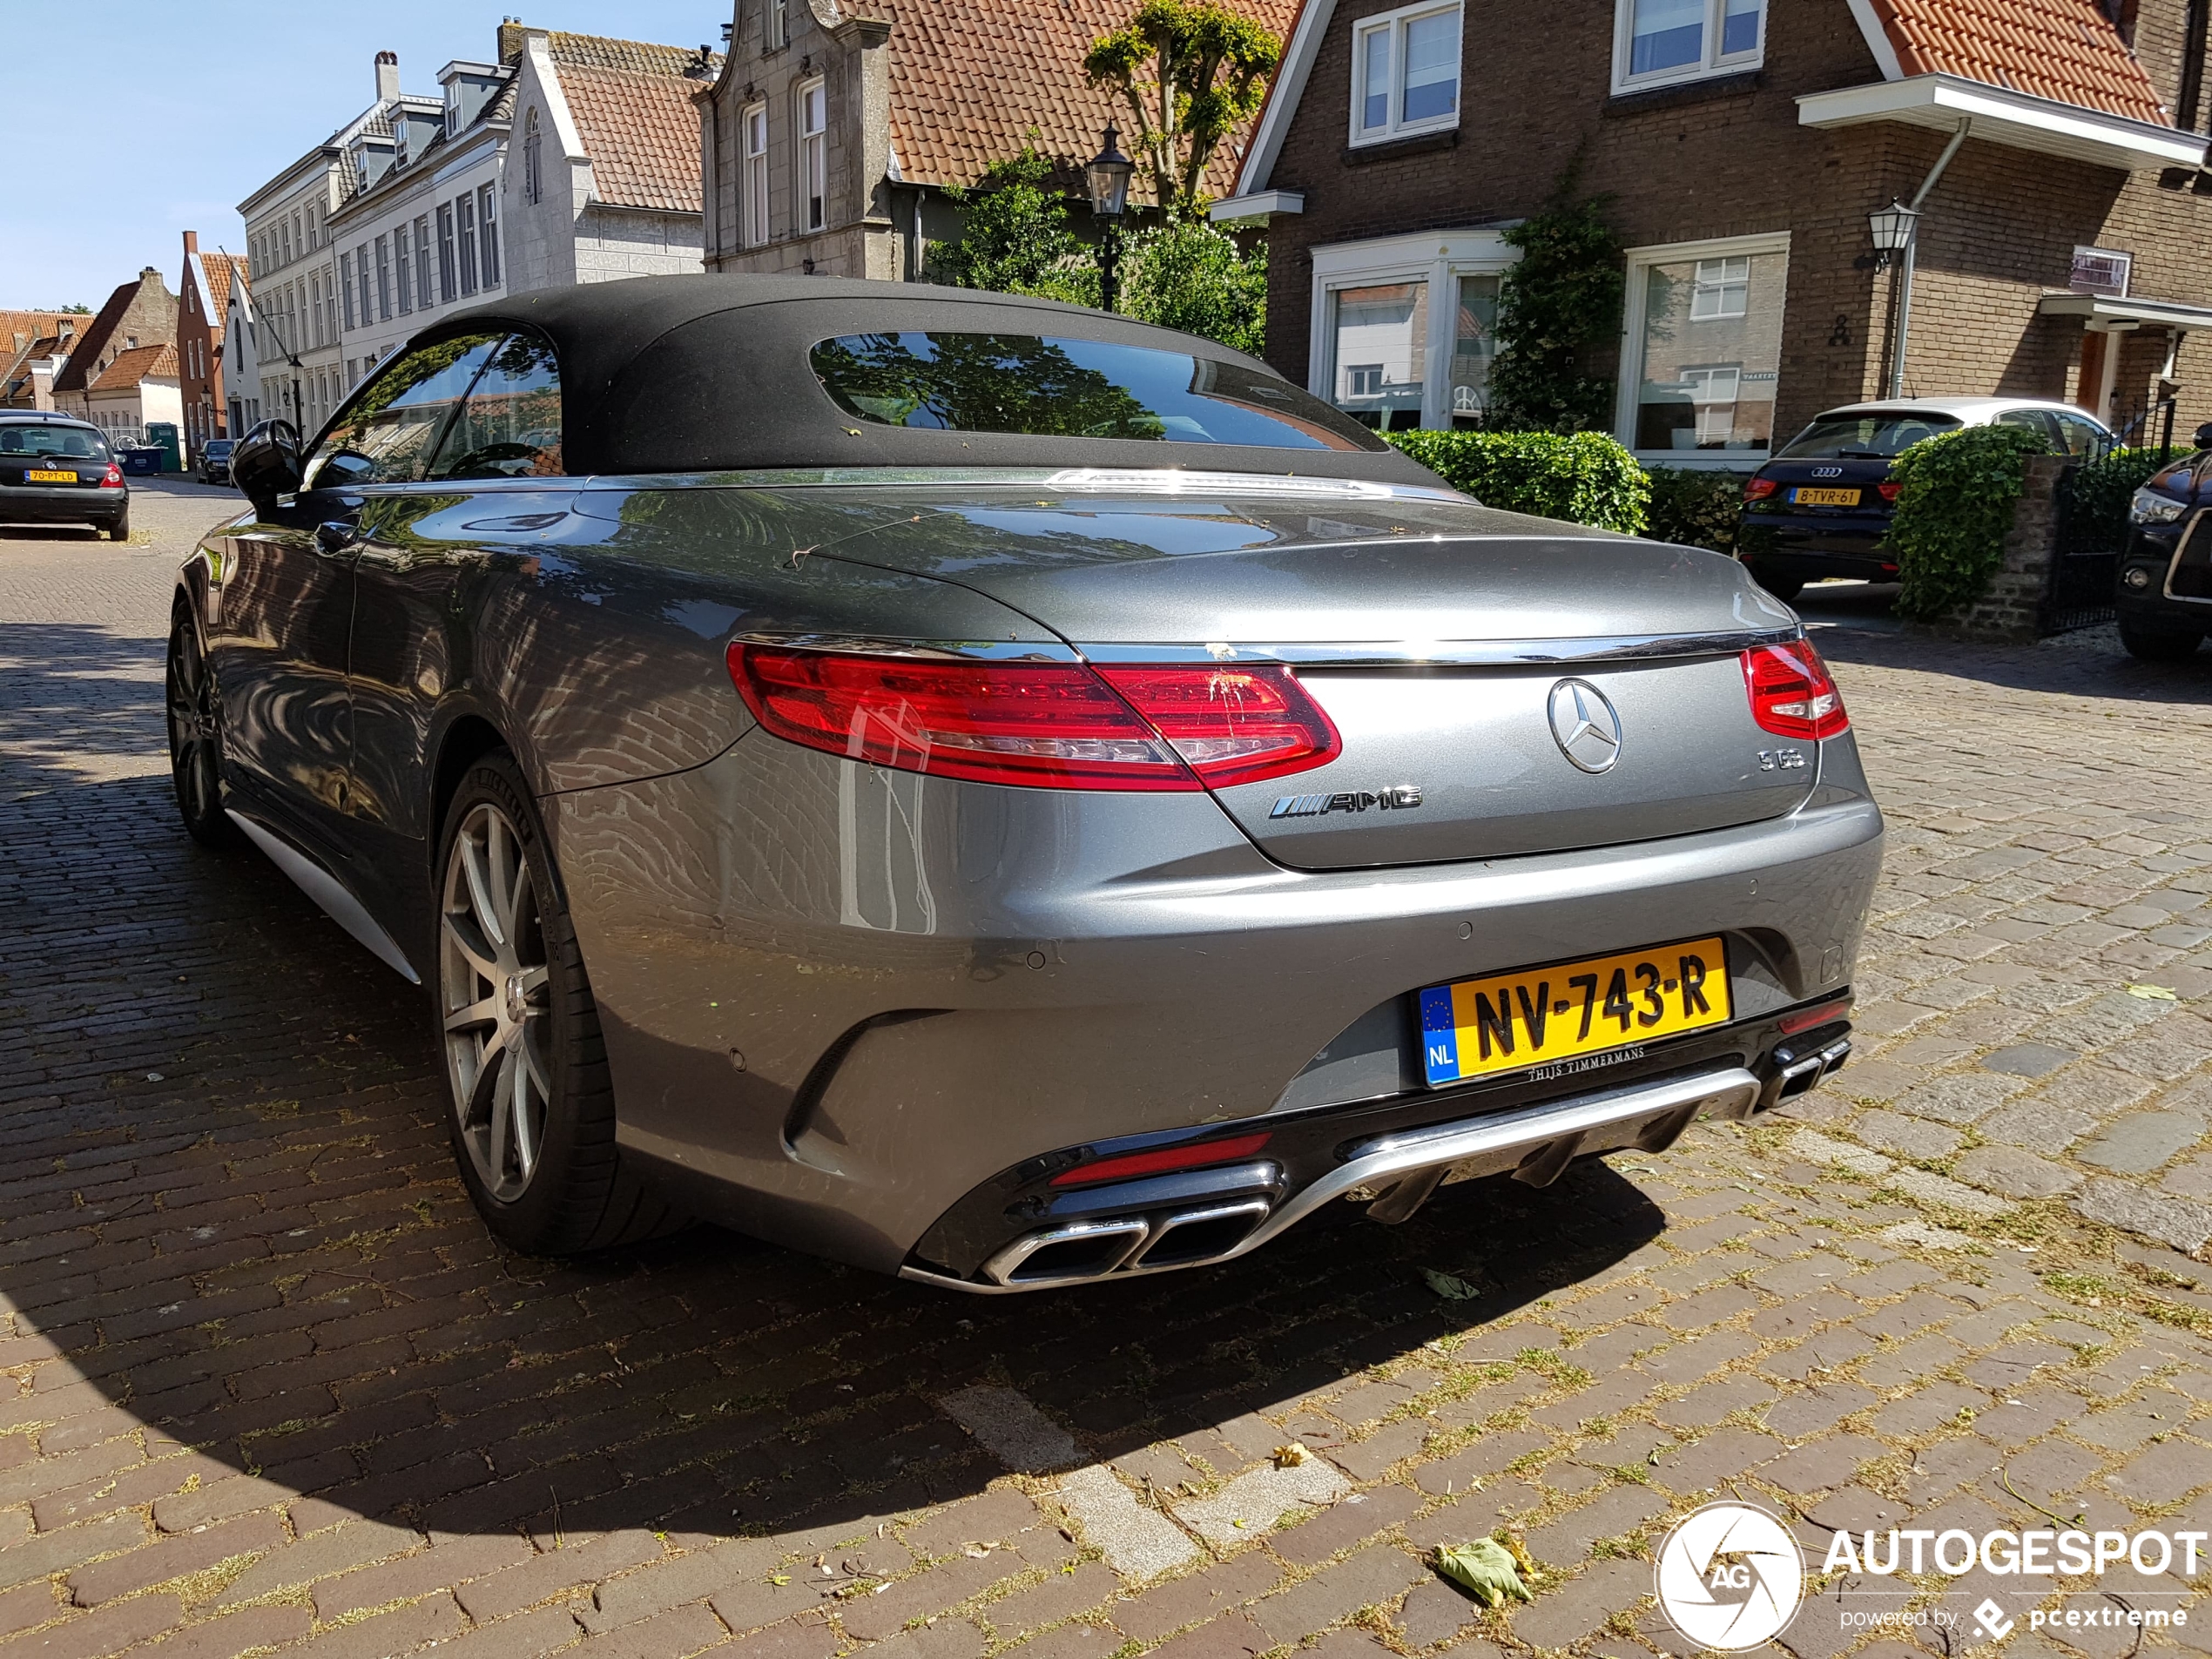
[1912,453,2067,644]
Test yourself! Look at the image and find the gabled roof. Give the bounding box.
[838,0,1298,199]
[1,311,90,354]
[192,253,247,323]
[88,344,178,393]
[547,33,719,212]
[1858,0,2168,125]
[51,276,153,395]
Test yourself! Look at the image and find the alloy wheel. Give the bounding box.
[165,618,221,826]
[440,802,553,1202]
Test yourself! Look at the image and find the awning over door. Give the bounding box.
[2038,293,2212,332]
[1798,74,2206,173]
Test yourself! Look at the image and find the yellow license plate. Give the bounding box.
[1419,935,1732,1086]
[25,469,78,483]
[1791,486,1858,506]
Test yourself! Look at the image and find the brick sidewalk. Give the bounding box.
[3,516,2212,1658]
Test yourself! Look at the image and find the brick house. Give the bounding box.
[503,29,719,293]
[0,312,91,411]
[1214,0,2212,466]
[50,268,177,431]
[694,0,1295,280]
[176,233,248,458]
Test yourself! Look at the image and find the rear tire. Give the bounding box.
[106,507,130,542]
[165,604,239,848]
[434,751,685,1255]
[2119,620,2202,661]
[1746,563,1804,602]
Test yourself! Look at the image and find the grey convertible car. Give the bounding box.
[173,277,1881,1291]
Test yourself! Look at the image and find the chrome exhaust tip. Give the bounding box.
[981,1217,1149,1287]
[1127,1198,1271,1271]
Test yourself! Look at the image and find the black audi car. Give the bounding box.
[0,412,131,539]
[2115,422,2212,660]
[197,437,236,485]
[1737,397,2110,600]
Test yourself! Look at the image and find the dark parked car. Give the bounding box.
[175,277,1882,1291]
[2114,421,2212,660]
[0,412,130,539]
[1739,397,2110,600]
[197,437,236,484]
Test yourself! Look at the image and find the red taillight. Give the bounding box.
[1093,664,1341,789]
[1743,477,1778,502]
[1876,482,1901,503]
[99,463,125,488]
[1050,1131,1273,1188]
[725,646,1339,792]
[1742,641,1849,741]
[1779,995,1852,1035]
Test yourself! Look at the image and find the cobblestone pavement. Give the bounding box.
[3,492,2212,1659]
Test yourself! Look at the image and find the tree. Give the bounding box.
[1084,0,1282,217]
[1118,219,1266,354]
[927,147,1098,307]
[1487,171,1623,434]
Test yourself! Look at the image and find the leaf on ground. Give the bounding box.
[1435,1539,1534,1606]
[2128,984,2181,1001]
[1423,1268,1482,1301]
[1271,1441,1312,1468]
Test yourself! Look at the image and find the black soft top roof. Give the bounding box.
[434,274,1438,486]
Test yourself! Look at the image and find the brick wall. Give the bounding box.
[1262,0,2212,446]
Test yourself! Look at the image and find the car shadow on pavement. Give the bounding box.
[0,765,1667,1557]
[0,622,168,799]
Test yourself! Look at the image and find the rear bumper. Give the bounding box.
[0,487,125,524]
[552,732,1884,1277]
[1742,511,1896,573]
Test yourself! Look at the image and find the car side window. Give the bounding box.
[1994,408,2060,449]
[302,333,504,490]
[2051,412,2106,457]
[431,331,563,479]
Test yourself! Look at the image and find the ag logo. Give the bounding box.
[1655,1501,1804,1652]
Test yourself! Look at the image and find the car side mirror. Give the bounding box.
[2193,421,2212,452]
[231,419,303,512]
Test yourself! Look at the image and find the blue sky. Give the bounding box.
[0,0,725,310]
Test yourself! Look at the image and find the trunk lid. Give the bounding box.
[787,476,1816,870]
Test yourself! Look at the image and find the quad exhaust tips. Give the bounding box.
[908,1066,1764,1293]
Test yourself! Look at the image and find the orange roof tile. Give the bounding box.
[89,343,178,392]
[197,253,247,320]
[551,34,719,213]
[840,0,1298,200]
[1866,0,2170,125]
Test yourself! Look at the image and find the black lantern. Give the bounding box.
[1086,125,1135,312]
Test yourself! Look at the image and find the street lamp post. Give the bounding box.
[1868,200,1920,401]
[1085,125,1134,314]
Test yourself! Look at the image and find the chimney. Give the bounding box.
[183,229,199,257]
[375,50,401,102]
[497,17,528,63]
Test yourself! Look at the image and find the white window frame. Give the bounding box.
[798,78,827,233]
[1612,0,1765,96]
[1306,227,1516,430]
[1615,230,1790,469]
[743,104,771,246]
[766,0,789,50]
[1347,0,1463,148]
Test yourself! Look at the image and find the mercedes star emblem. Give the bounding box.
[1548,678,1623,773]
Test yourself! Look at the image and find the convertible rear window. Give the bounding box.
[1776,413,1961,459]
[0,424,107,461]
[811,333,1387,452]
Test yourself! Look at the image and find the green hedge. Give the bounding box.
[1887,424,2049,619]
[1643,466,1748,553]
[1386,429,1649,536]
[2067,445,2175,556]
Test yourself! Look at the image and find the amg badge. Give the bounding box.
[1270,786,1423,819]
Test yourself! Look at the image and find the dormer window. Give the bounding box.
[446,83,462,136]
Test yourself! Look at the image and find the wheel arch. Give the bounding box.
[429,713,512,852]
